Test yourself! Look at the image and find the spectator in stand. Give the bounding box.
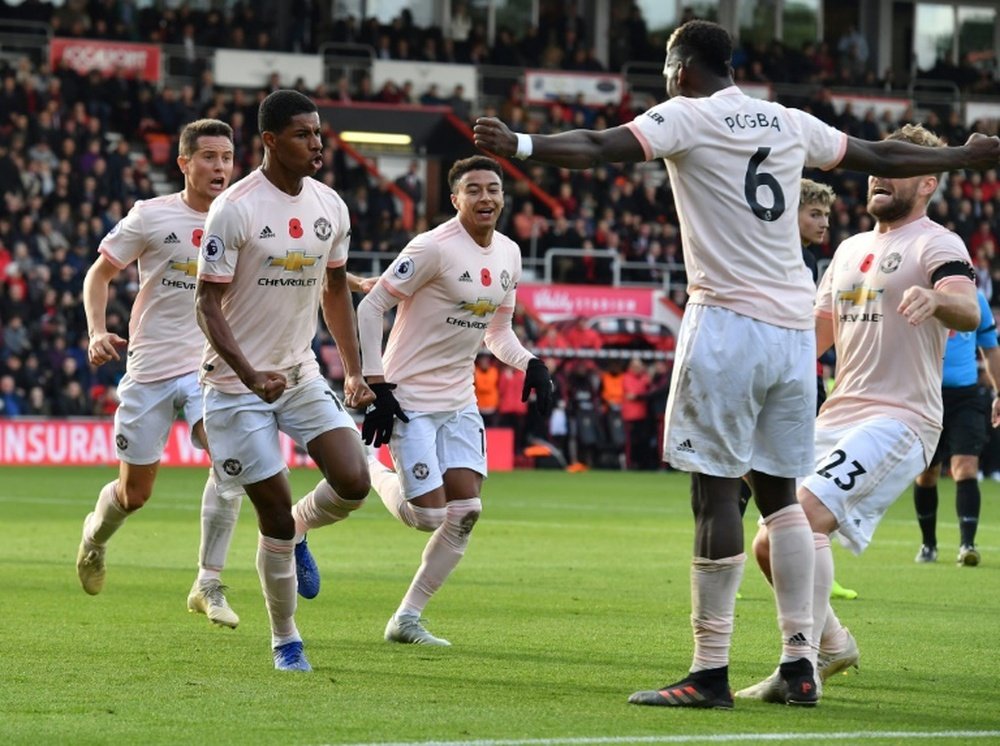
[621,357,651,468]
[498,362,529,451]
[600,360,625,411]
[474,353,500,426]
[563,316,602,351]
[0,373,26,416]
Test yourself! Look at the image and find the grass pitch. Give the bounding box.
[3,466,1000,745]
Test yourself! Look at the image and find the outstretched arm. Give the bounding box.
[473,117,646,170]
[841,133,1000,177]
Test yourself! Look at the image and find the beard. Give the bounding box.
[867,190,916,224]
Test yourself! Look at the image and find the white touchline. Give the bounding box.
[326,730,1000,746]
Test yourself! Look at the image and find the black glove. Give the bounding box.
[522,358,554,417]
[362,382,410,447]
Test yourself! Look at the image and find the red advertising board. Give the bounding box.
[516,282,654,322]
[50,38,161,82]
[0,420,514,470]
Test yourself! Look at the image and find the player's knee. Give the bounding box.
[119,482,153,511]
[409,504,447,532]
[446,497,482,539]
[335,469,371,502]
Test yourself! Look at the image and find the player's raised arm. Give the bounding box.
[473,117,646,170]
[840,132,1000,178]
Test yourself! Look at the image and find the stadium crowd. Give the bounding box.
[1,5,1000,470]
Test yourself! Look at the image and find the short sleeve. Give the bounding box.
[379,235,441,298]
[98,202,147,269]
[976,292,998,350]
[788,109,848,171]
[198,197,246,283]
[327,196,351,269]
[627,99,689,161]
[923,232,975,290]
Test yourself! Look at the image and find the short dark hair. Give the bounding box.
[447,155,502,191]
[178,119,233,158]
[258,89,317,135]
[666,20,733,77]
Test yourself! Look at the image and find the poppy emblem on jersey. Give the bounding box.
[412,463,429,480]
[115,434,128,450]
[289,218,304,239]
[837,284,883,306]
[859,253,874,272]
[500,270,511,291]
[192,228,203,247]
[222,458,243,476]
[268,251,319,272]
[394,257,415,280]
[458,298,499,317]
[169,258,199,277]
[202,234,224,262]
[879,252,902,274]
[314,217,332,241]
[481,268,492,286]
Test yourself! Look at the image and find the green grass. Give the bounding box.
[3,467,1000,745]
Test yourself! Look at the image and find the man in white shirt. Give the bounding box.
[739,124,979,703]
[196,89,374,672]
[77,119,244,629]
[355,155,553,646]
[474,20,1000,708]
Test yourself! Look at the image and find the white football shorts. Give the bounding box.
[114,371,203,465]
[389,403,487,499]
[203,375,356,492]
[802,418,926,554]
[663,304,816,478]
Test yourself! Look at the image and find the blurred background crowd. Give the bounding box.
[1,1,999,470]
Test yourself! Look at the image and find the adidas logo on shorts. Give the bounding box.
[164,232,180,244]
[677,439,695,453]
[259,226,275,239]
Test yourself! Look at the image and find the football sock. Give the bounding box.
[764,504,814,663]
[86,480,129,545]
[397,498,481,617]
[256,533,299,647]
[811,532,835,666]
[956,478,980,546]
[820,605,849,652]
[197,473,241,578]
[292,479,364,537]
[914,483,938,548]
[689,554,744,673]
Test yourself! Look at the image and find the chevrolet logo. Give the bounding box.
[837,285,883,306]
[458,298,499,317]
[169,258,199,277]
[269,251,320,272]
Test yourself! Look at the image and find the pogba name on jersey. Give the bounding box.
[723,111,782,134]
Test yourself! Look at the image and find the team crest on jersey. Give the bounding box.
[500,270,511,291]
[412,462,429,480]
[879,253,902,274]
[314,217,332,241]
[222,458,243,476]
[202,234,224,262]
[394,257,415,280]
[115,434,128,450]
